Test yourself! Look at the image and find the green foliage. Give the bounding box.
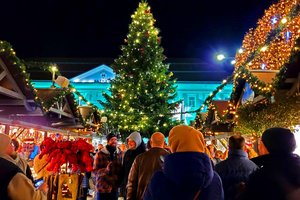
[235,94,300,136]
[101,1,181,138]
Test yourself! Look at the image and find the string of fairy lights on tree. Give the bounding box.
[101,1,181,138]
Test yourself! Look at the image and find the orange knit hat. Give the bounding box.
[168,125,206,153]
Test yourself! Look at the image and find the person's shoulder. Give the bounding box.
[244,158,259,167]
[215,158,229,169]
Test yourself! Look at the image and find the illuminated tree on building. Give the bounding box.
[101,1,180,138]
[195,0,300,135]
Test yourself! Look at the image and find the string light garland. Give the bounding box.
[0,41,100,128]
[194,0,300,132]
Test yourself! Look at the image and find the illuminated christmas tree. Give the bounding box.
[101,1,180,138]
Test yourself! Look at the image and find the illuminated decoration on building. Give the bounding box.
[232,0,300,135]
[195,0,300,135]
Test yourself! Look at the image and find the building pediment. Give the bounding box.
[70,64,115,83]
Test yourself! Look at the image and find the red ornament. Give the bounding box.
[145,9,150,14]
[157,37,161,44]
[175,103,179,107]
[140,48,144,54]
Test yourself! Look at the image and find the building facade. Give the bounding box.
[30,58,233,125]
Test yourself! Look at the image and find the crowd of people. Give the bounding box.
[91,125,300,200]
[0,125,299,200]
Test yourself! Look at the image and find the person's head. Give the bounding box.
[150,132,165,148]
[9,138,20,158]
[168,125,206,153]
[207,144,216,153]
[11,139,20,151]
[126,131,142,150]
[261,127,296,154]
[0,133,14,156]
[106,133,118,147]
[258,138,269,155]
[215,150,223,159]
[97,143,104,150]
[229,135,245,150]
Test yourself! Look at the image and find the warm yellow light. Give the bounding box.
[281,17,287,24]
[216,54,225,61]
[51,65,58,72]
[260,46,268,52]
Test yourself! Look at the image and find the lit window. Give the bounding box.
[188,96,196,107]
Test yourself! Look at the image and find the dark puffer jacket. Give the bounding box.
[238,153,300,200]
[215,149,258,200]
[144,152,224,200]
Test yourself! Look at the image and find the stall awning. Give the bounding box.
[0,117,90,138]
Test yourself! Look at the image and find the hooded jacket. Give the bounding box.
[143,152,224,200]
[121,132,146,197]
[144,125,224,200]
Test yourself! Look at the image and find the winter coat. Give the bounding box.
[93,146,123,193]
[238,153,300,200]
[215,149,258,200]
[144,152,224,200]
[14,154,34,183]
[121,141,146,197]
[250,154,272,168]
[0,154,47,200]
[127,147,170,200]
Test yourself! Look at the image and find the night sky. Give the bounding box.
[0,0,276,62]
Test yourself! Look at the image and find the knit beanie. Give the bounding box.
[168,125,206,153]
[261,127,296,154]
[0,133,11,154]
[126,131,142,149]
[106,133,117,142]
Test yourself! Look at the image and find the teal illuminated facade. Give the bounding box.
[32,63,233,125]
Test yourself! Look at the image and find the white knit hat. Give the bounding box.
[126,131,142,149]
[0,133,11,154]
